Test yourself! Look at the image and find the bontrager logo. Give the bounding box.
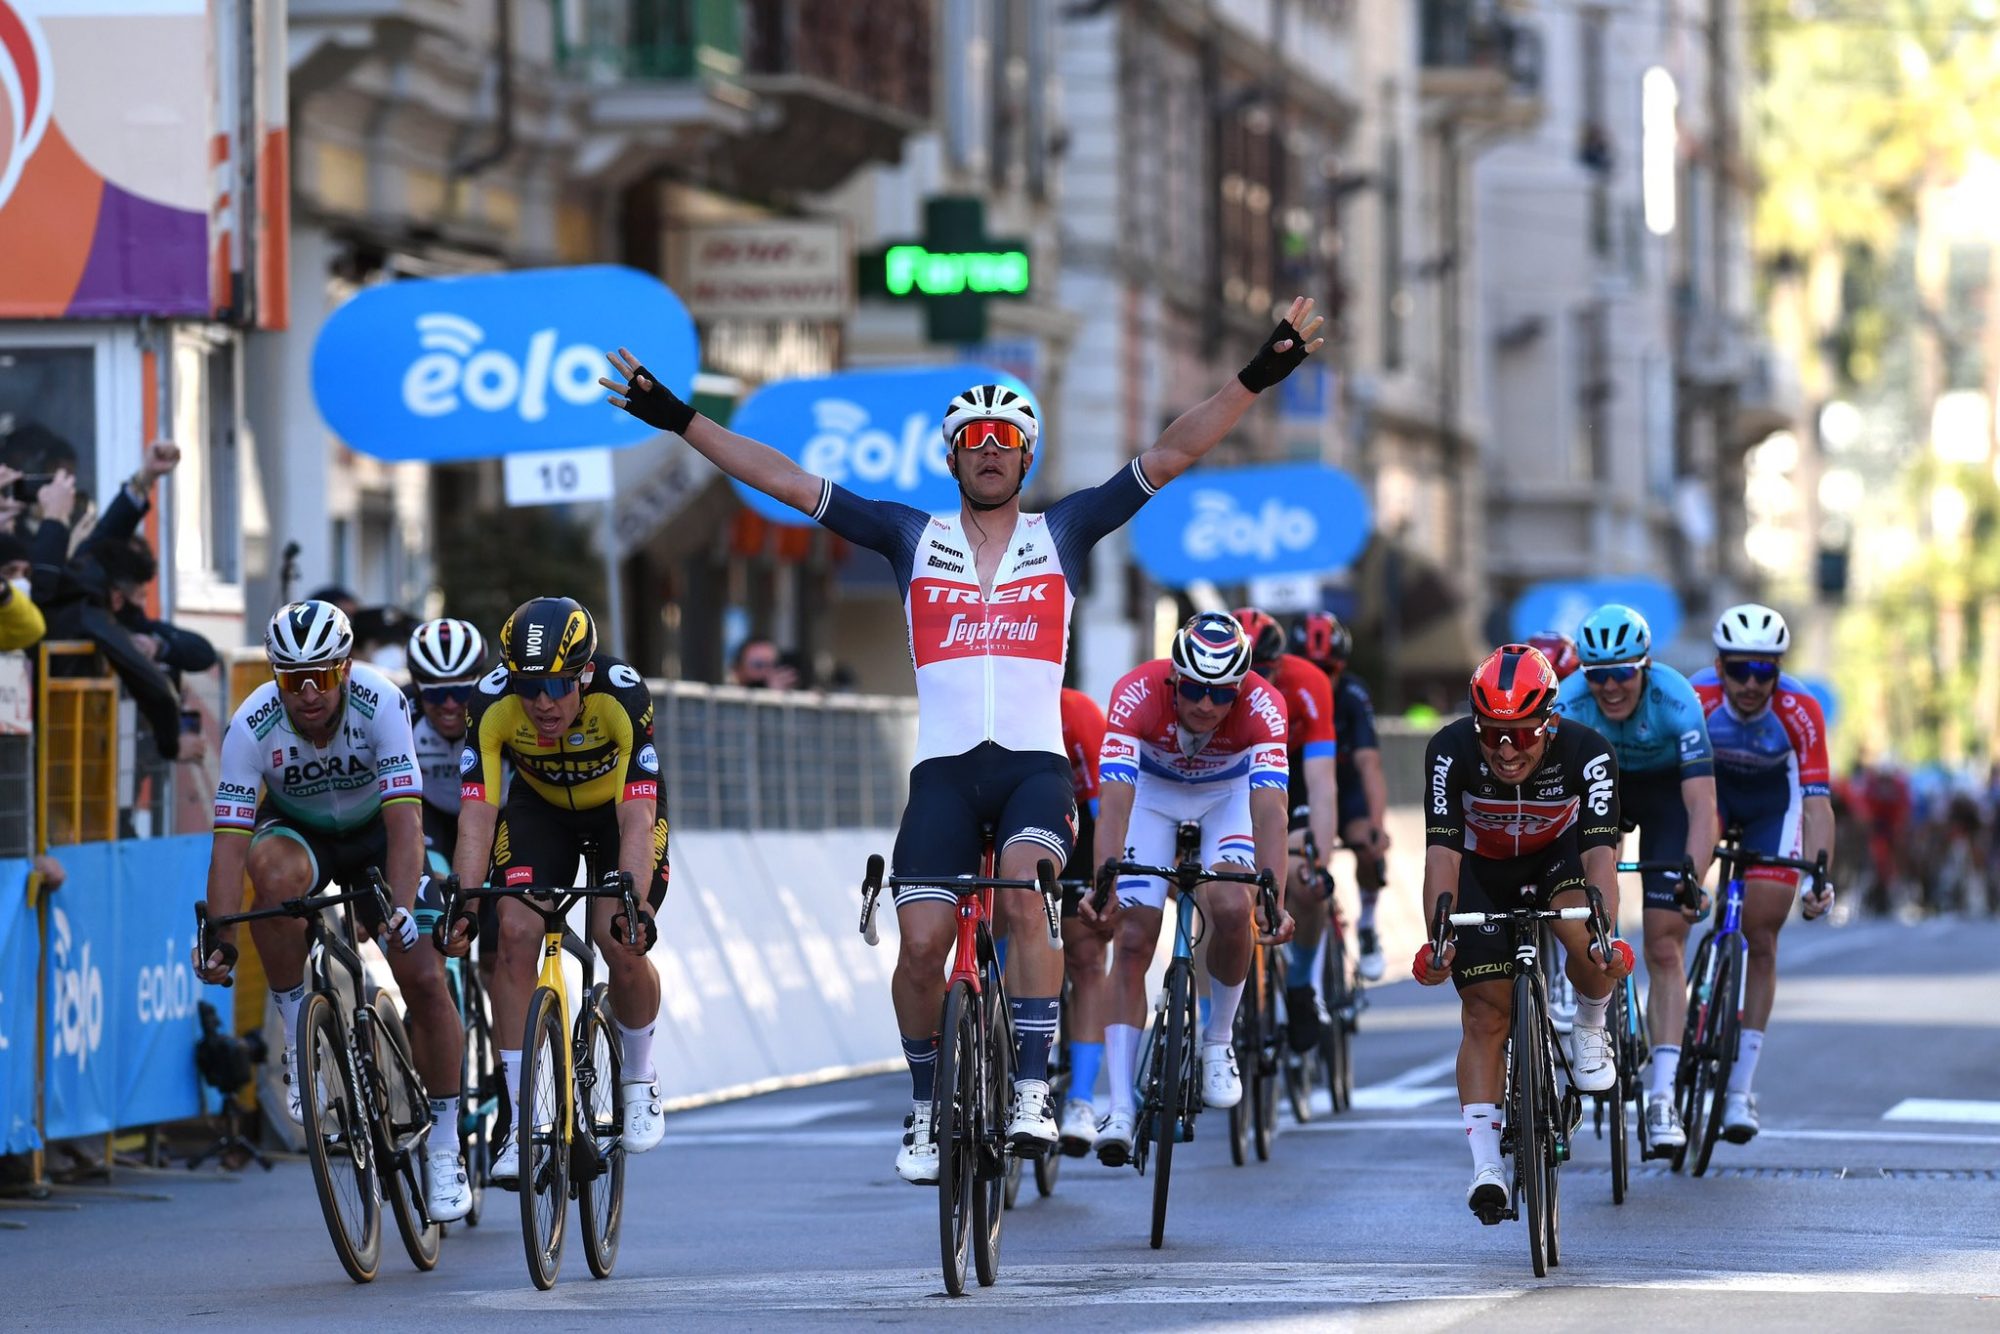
[798,398,949,490]
[1431,754,1455,815]
[1181,490,1317,562]
[50,907,103,1072]
[402,316,606,422]
[1584,753,1614,817]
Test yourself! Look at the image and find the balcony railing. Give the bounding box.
[1419,0,1542,98]
[554,0,743,84]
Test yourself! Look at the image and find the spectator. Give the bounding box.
[0,531,45,651]
[305,584,413,668]
[29,440,215,760]
[732,636,798,690]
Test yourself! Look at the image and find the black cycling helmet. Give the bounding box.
[499,596,597,678]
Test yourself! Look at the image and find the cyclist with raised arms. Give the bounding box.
[1690,603,1837,1143]
[1293,611,1392,981]
[1234,606,1337,1050]
[1083,612,1296,1164]
[1057,685,1111,1153]
[191,601,471,1222]
[1553,603,1716,1151]
[1410,644,1633,1221]
[603,298,1324,1183]
[445,597,672,1182]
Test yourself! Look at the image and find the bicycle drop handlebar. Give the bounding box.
[194,868,399,988]
[1097,857,1282,937]
[1715,840,1834,918]
[859,854,1066,949]
[431,871,657,954]
[1616,857,1705,914]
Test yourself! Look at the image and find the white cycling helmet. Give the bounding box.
[1713,602,1790,656]
[408,617,487,684]
[1170,611,1254,687]
[266,600,354,668]
[941,383,1039,449]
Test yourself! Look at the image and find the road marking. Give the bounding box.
[1882,1098,2000,1126]
[1344,1049,1459,1110]
[1760,1126,2000,1147]
[666,1098,874,1131]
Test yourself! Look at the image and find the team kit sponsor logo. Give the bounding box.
[1583,753,1614,816]
[1244,685,1286,737]
[908,574,1066,666]
[1431,753,1455,815]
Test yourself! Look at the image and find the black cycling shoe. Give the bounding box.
[1285,985,1322,1053]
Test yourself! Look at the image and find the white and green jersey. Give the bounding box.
[214,663,423,835]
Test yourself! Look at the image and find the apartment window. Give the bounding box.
[1573,302,1611,482]
[0,346,97,498]
[1380,136,1404,371]
[1217,101,1276,316]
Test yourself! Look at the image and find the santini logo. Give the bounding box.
[1182,491,1318,562]
[402,316,606,422]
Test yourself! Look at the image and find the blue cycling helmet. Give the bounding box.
[1576,604,1652,666]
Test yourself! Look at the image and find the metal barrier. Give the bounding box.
[37,642,120,849]
[653,682,916,830]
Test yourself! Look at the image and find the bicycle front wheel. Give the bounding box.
[1693,940,1741,1177]
[1150,963,1192,1250]
[371,1000,441,1270]
[1607,983,1629,1205]
[1513,981,1550,1278]
[576,985,625,1280]
[518,986,570,1290]
[459,966,497,1228]
[935,980,978,1297]
[1321,935,1354,1112]
[299,991,382,1283]
[1671,934,1715,1174]
[1254,947,1280,1160]
[1227,998,1251,1167]
[971,989,1010,1288]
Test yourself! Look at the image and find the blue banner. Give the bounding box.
[726,366,1035,523]
[43,838,231,1139]
[1510,577,1685,651]
[311,265,698,463]
[0,860,38,1153]
[1127,463,1372,587]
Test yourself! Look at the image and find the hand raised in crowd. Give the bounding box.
[142,439,182,483]
[37,469,76,524]
[130,632,162,661]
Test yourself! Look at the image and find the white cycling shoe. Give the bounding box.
[1568,1023,1616,1093]
[1200,1042,1243,1109]
[621,1078,665,1153]
[1058,1098,1098,1156]
[489,1131,519,1187]
[426,1147,472,1222]
[1722,1091,1760,1144]
[1356,927,1386,983]
[1646,1095,1687,1149]
[896,1101,939,1185]
[281,1045,303,1123]
[1467,1163,1507,1224]
[1549,980,1578,1035]
[1007,1079,1059,1153]
[1094,1110,1136,1166]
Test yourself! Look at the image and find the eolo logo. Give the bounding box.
[0,3,54,214]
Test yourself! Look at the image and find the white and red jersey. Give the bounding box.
[1098,660,1290,793]
[811,461,1158,765]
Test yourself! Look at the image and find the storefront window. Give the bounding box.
[0,346,98,502]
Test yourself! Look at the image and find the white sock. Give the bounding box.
[1462,1102,1502,1170]
[429,1096,460,1143]
[1203,978,1245,1047]
[1105,1023,1140,1115]
[274,981,307,1047]
[615,1016,658,1084]
[1648,1045,1678,1101]
[1358,891,1379,932]
[1575,987,1610,1030]
[501,1048,522,1118]
[1727,1029,1764,1095]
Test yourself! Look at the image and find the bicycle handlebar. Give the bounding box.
[1449,905,1592,926]
[1715,842,1834,915]
[432,871,657,954]
[1099,858,1281,935]
[1617,856,1705,914]
[859,856,1067,949]
[194,869,400,987]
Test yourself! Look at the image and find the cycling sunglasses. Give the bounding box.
[1582,659,1646,686]
[1473,717,1550,751]
[510,674,582,700]
[275,662,348,695]
[1720,657,1780,684]
[419,683,477,706]
[1176,679,1240,706]
[951,420,1029,451]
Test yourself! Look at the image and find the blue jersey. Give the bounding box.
[1689,669,1832,829]
[1553,663,1714,780]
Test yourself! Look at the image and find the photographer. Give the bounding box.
[0,531,46,651]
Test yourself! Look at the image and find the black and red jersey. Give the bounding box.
[1422,716,1621,861]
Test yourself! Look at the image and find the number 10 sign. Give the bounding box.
[503,447,615,508]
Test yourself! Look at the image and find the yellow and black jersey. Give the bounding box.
[461,653,660,812]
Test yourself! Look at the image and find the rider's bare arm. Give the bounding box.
[384,800,426,915]
[1137,296,1324,487]
[1094,779,1136,881]
[1251,786,1289,908]
[452,800,499,889]
[1356,747,1391,841]
[1304,753,1337,867]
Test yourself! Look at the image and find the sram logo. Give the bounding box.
[1583,752,1614,817]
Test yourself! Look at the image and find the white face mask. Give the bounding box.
[7,579,27,602]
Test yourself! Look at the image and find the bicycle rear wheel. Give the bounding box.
[1671,934,1715,1174]
[371,1000,441,1270]
[1150,963,1191,1250]
[1321,935,1354,1112]
[935,981,977,1297]
[1228,998,1251,1167]
[1607,983,1629,1205]
[1513,980,1549,1278]
[1692,940,1741,1177]
[576,985,625,1280]
[299,991,382,1283]
[971,989,1009,1288]
[1253,948,1279,1160]
[518,986,570,1290]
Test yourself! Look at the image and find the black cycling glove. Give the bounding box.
[1236,318,1311,393]
[617,364,696,435]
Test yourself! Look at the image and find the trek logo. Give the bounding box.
[1583,753,1613,817]
[922,583,1049,606]
[1431,753,1454,816]
[909,575,1064,667]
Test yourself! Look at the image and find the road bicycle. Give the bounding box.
[860,837,1064,1297]
[414,892,501,1227]
[1674,830,1829,1177]
[1293,831,1363,1119]
[436,862,654,1289]
[196,869,439,1283]
[1433,881,1613,1278]
[1100,824,1277,1250]
[1228,891,1284,1165]
[1598,857,1701,1202]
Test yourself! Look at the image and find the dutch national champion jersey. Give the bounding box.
[214,663,423,835]
[1098,661,1290,792]
[1553,663,1714,779]
[1689,669,1831,821]
[809,460,1158,765]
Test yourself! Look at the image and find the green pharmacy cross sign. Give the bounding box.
[858,196,1031,344]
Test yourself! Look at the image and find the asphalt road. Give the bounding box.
[8,915,1999,1331]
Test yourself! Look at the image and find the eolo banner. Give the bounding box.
[1127,463,1373,586]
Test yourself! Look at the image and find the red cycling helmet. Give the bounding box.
[1524,630,1581,681]
[1290,611,1352,671]
[1233,606,1287,670]
[1469,644,1561,721]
